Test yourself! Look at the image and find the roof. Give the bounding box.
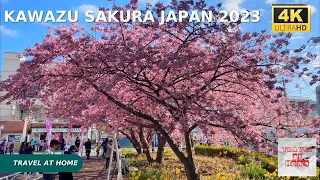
[0,121,26,133]
[288,96,313,102]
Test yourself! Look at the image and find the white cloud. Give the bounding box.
[223,0,245,12]
[257,8,266,16]
[266,0,277,5]
[78,4,99,15]
[310,5,316,15]
[294,0,308,3]
[138,0,159,6]
[0,25,18,37]
[302,74,312,79]
[311,56,320,68]
[291,33,304,40]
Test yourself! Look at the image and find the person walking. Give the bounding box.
[33,140,40,152]
[75,137,80,149]
[23,142,33,154]
[105,140,112,169]
[42,140,48,152]
[84,139,92,160]
[96,142,102,158]
[58,145,77,180]
[31,139,35,151]
[19,142,25,154]
[60,138,65,150]
[43,140,60,180]
[0,139,7,154]
[102,139,107,158]
[9,142,14,154]
[40,140,44,152]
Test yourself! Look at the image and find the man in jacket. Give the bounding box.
[43,140,60,180]
[84,139,92,160]
[75,137,80,149]
[105,140,112,169]
[0,139,7,154]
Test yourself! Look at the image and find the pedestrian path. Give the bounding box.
[30,158,129,180]
[73,159,129,180]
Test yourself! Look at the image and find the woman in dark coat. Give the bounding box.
[23,142,33,154]
[59,145,77,180]
[19,142,25,154]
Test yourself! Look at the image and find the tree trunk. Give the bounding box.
[155,126,200,180]
[139,127,154,163]
[184,132,200,180]
[121,130,142,155]
[129,130,142,154]
[155,133,166,163]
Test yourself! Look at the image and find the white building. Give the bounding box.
[266,96,319,141]
[0,52,95,145]
[0,52,28,143]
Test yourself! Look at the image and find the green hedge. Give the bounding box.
[194,145,250,159]
[194,145,278,173]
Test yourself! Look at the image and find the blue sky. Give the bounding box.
[0,0,319,100]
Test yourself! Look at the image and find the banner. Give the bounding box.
[45,119,52,148]
[54,133,61,141]
[66,123,73,150]
[278,138,317,176]
[79,127,85,154]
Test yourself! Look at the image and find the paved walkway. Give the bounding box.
[73,158,128,180]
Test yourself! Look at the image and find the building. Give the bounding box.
[0,52,95,144]
[0,52,28,143]
[266,96,319,141]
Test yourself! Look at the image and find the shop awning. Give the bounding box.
[30,122,67,128]
[0,121,26,133]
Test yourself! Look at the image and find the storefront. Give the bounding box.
[31,127,85,143]
[30,122,86,146]
[0,121,28,143]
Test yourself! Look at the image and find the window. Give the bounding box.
[20,110,24,120]
[8,135,21,142]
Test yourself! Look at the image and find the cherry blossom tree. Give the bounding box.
[1,1,319,179]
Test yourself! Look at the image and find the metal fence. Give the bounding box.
[0,172,41,180]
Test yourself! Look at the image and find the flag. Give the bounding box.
[45,119,52,148]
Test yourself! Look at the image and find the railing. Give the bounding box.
[0,172,41,180]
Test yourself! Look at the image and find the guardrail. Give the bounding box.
[0,172,41,180]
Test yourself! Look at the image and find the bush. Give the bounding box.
[260,156,277,173]
[194,145,250,160]
[126,154,149,168]
[241,161,267,180]
[195,145,279,173]
[122,149,137,158]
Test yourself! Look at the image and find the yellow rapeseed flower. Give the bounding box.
[216,173,221,178]
[175,168,181,175]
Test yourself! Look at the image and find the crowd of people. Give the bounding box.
[0,137,126,179]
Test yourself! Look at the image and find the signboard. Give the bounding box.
[278,138,317,176]
[31,128,83,133]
